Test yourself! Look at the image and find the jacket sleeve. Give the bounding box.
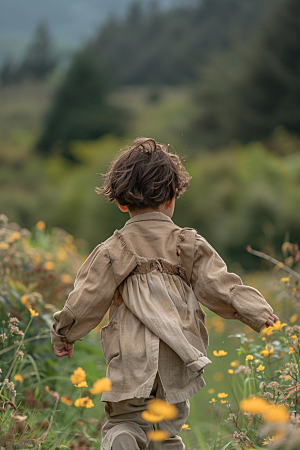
[191,235,273,333]
[51,243,117,347]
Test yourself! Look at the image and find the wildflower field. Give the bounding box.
[1,212,300,450]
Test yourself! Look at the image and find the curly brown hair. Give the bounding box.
[96,137,191,211]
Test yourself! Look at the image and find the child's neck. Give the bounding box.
[129,199,175,219]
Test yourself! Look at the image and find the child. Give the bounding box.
[51,137,278,450]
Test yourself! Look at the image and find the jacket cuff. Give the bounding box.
[50,323,75,347]
[256,307,274,333]
[187,356,212,373]
[235,305,273,334]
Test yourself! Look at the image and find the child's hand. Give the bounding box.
[53,343,74,358]
[265,313,280,328]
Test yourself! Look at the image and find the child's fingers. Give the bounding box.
[265,318,274,327]
[272,314,280,322]
[53,345,69,357]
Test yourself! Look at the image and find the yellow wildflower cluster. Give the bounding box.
[290,314,298,323]
[90,377,112,395]
[147,430,170,442]
[36,221,46,231]
[29,308,39,317]
[213,350,227,357]
[61,396,73,406]
[70,367,86,385]
[74,397,94,408]
[240,396,289,424]
[260,344,274,357]
[14,374,23,382]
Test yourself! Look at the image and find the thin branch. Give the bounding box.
[247,246,300,281]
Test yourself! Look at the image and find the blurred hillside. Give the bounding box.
[1,0,300,271]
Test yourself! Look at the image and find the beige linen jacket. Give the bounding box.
[51,212,273,403]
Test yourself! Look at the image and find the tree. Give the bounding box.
[191,0,300,145]
[17,21,58,80]
[35,50,128,161]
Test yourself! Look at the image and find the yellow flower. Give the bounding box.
[291,335,298,339]
[262,337,266,341]
[70,367,86,385]
[33,253,42,265]
[277,262,284,268]
[147,430,170,442]
[213,372,224,382]
[246,355,254,361]
[147,399,178,420]
[281,277,291,283]
[36,221,46,231]
[141,410,164,423]
[57,247,67,261]
[61,396,73,406]
[257,365,265,372]
[230,360,239,367]
[211,316,225,333]
[262,436,277,446]
[260,345,274,357]
[7,231,22,243]
[210,398,216,403]
[292,288,297,293]
[74,397,94,408]
[290,314,298,323]
[20,295,30,306]
[289,346,296,354]
[0,242,9,251]
[65,235,74,244]
[29,308,39,317]
[61,273,73,284]
[271,321,287,331]
[221,400,227,404]
[262,404,289,424]
[285,375,292,381]
[228,369,234,374]
[261,327,273,336]
[44,261,55,271]
[208,388,215,394]
[240,396,270,415]
[182,424,190,430]
[90,377,112,395]
[75,381,88,388]
[217,393,228,398]
[14,374,23,382]
[213,350,227,357]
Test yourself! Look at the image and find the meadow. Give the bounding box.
[1,211,300,449]
[1,81,300,449]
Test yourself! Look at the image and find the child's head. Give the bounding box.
[97,137,191,212]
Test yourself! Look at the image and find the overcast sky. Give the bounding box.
[0,0,193,60]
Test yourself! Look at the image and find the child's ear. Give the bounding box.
[116,201,129,213]
[166,197,175,209]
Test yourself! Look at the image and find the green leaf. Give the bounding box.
[220,441,234,450]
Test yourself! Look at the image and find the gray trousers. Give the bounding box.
[101,375,189,450]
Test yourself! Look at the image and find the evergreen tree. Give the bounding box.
[35,50,127,160]
[192,0,300,145]
[86,0,269,85]
[0,58,15,86]
[17,21,58,80]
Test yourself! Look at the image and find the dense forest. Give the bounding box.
[192,0,300,146]
[33,0,275,156]
[88,0,271,85]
